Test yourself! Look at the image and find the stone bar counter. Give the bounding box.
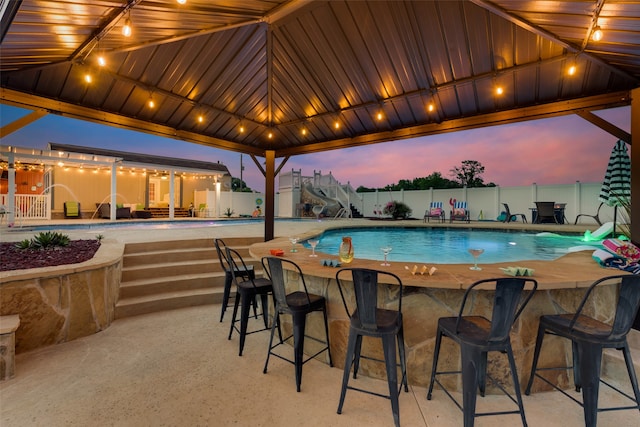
[250,233,622,394]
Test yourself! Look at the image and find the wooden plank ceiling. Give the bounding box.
[1,0,638,158]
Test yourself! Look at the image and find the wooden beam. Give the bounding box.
[576,111,631,143]
[275,91,631,157]
[0,109,48,136]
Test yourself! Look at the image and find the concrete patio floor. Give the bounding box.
[1,303,639,427]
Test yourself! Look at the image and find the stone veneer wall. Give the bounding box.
[0,240,124,353]
[279,269,618,393]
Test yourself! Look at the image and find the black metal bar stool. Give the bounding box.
[215,238,255,322]
[226,247,272,356]
[525,274,640,427]
[335,268,408,427]
[262,256,332,392]
[427,277,538,427]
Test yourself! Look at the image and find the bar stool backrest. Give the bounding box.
[263,257,313,310]
[456,278,538,343]
[214,238,231,272]
[569,274,640,341]
[336,268,403,332]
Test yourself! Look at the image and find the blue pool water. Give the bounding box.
[13,218,270,231]
[306,227,597,264]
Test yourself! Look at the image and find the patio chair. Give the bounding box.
[424,201,445,223]
[502,203,527,223]
[574,202,603,225]
[427,277,538,427]
[450,201,470,223]
[63,201,81,218]
[525,274,640,427]
[534,201,558,224]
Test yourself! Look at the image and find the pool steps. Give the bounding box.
[116,237,264,319]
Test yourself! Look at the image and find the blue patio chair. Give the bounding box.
[450,201,470,223]
[424,201,445,223]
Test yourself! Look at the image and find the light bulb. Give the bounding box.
[592,26,603,41]
[122,17,132,37]
[148,98,155,108]
[568,64,576,76]
[177,0,186,4]
[84,73,92,83]
[496,86,504,95]
[97,55,106,67]
[427,103,435,112]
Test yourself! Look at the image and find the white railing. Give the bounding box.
[1,194,51,220]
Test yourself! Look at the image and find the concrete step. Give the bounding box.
[117,237,265,319]
[121,259,217,282]
[115,288,220,319]
[119,272,225,299]
[123,247,216,267]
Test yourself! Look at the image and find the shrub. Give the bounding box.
[383,201,412,219]
[15,231,71,250]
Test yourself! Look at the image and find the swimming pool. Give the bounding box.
[306,227,597,264]
[11,218,271,231]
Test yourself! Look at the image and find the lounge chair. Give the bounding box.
[423,202,445,223]
[534,201,558,224]
[449,201,469,223]
[574,202,603,225]
[63,201,81,218]
[502,203,527,223]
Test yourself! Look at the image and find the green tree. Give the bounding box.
[231,177,252,192]
[450,160,486,187]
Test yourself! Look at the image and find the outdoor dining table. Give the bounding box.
[529,203,567,224]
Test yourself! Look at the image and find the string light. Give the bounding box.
[568,64,577,76]
[122,12,132,37]
[495,86,504,96]
[427,102,435,113]
[592,25,603,41]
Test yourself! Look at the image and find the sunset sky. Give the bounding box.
[1,104,630,193]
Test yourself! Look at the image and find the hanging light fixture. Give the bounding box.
[592,25,603,41]
[122,12,132,37]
